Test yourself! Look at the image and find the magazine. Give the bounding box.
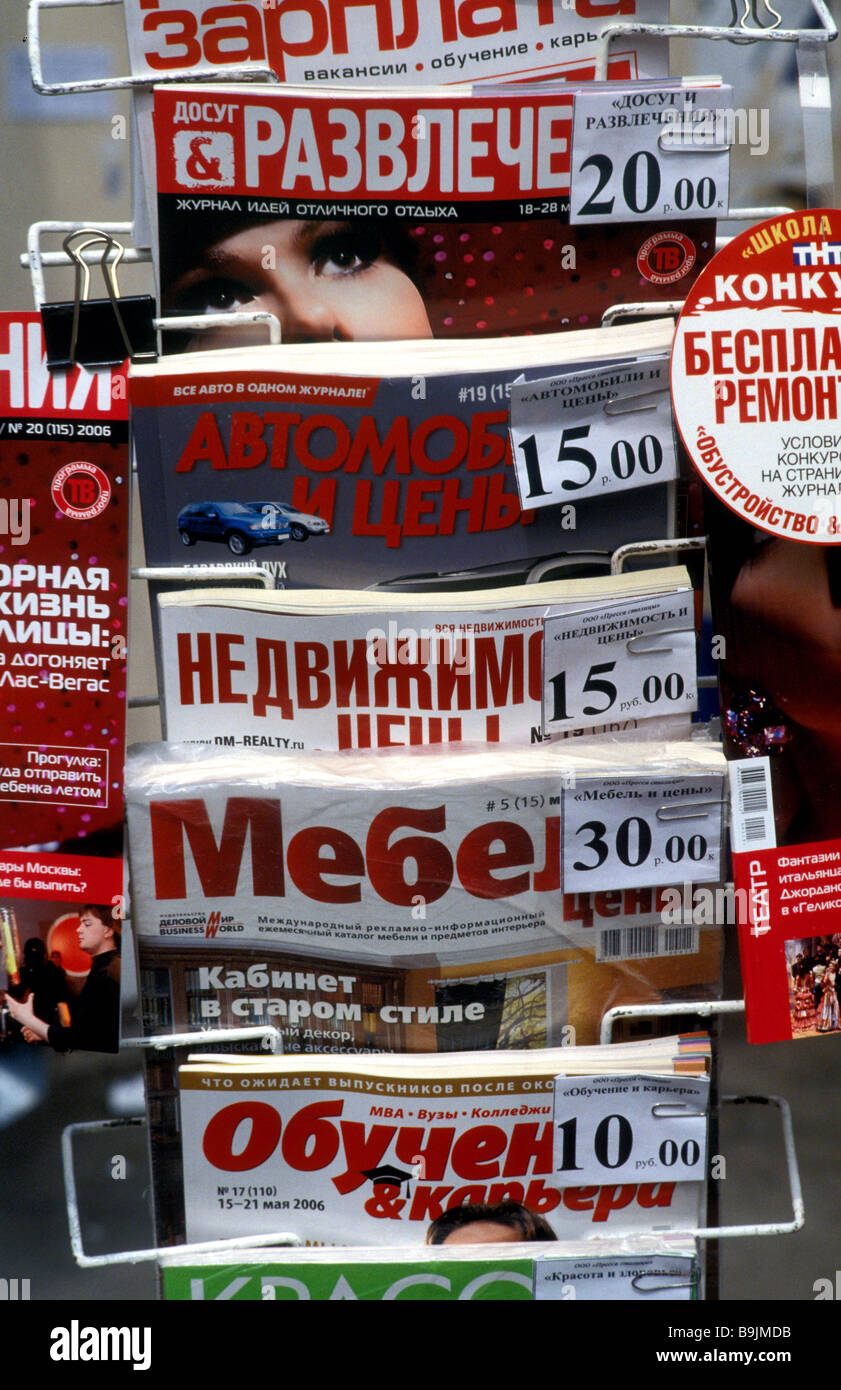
[129,319,690,597]
[156,564,696,749]
[125,738,727,953]
[0,312,127,1055]
[148,82,716,346]
[124,1,670,89]
[160,1235,699,1301]
[177,1037,709,1245]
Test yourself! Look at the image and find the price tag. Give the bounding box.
[562,772,724,892]
[542,591,697,734]
[570,83,732,224]
[552,1073,708,1187]
[533,1254,696,1302]
[509,356,676,510]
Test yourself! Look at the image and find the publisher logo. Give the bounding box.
[637,231,697,286]
[206,911,222,938]
[51,462,111,521]
[174,131,235,187]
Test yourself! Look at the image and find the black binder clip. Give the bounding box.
[41,228,157,370]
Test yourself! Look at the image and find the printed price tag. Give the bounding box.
[509,356,676,510]
[562,772,724,892]
[533,1254,696,1302]
[542,592,697,733]
[570,83,732,224]
[552,1073,709,1187]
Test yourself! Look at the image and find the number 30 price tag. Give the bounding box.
[562,772,725,892]
[570,83,732,224]
[553,1073,709,1187]
[542,591,697,734]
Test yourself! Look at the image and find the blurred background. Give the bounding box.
[0,0,838,1301]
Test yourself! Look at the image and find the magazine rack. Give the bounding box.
[59,1013,804,1268]
[599,998,805,1242]
[16,4,829,1299]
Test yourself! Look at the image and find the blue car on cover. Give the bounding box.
[177,500,292,556]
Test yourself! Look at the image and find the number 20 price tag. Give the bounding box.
[509,356,676,510]
[570,83,732,224]
[542,591,698,734]
[553,1073,709,1188]
[562,772,725,893]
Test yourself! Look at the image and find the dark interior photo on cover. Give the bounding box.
[3,902,121,1055]
[158,207,711,350]
[706,490,841,845]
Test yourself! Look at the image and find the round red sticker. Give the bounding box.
[637,230,697,286]
[671,208,841,544]
[51,462,111,521]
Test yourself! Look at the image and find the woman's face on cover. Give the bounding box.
[164,219,433,347]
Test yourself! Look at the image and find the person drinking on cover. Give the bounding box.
[4,904,120,1054]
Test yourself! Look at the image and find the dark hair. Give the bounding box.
[82,904,122,951]
[426,1201,557,1245]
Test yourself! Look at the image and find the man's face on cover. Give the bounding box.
[164,218,433,348]
[77,909,114,957]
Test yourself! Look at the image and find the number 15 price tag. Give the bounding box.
[570,82,732,224]
[553,1073,709,1187]
[542,590,698,734]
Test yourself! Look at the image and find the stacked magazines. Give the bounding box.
[177,1033,711,1247]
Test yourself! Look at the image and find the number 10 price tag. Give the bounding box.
[553,1073,709,1187]
[542,590,698,734]
[570,82,732,224]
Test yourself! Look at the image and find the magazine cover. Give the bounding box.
[125,1,670,88]
[129,320,687,595]
[156,566,695,749]
[160,1237,699,1301]
[670,209,841,1044]
[150,83,716,346]
[0,312,127,1054]
[125,739,727,952]
[178,1041,708,1245]
[179,1045,708,1251]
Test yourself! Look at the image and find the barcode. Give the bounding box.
[728,758,775,853]
[597,925,699,962]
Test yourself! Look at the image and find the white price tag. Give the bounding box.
[542,592,697,734]
[509,356,676,510]
[552,1073,708,1187]
[534,1254,696,1302]
[570,83,732,224]
[562,772,724,892]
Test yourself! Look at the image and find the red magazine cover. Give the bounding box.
[124,0,670,88]
[151,84,716,348]
[0,312,128,1053]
